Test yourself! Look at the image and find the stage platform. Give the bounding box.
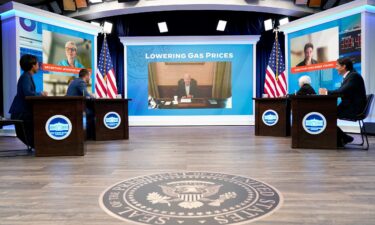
[0,126,374,225]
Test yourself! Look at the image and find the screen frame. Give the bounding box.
[120,36,260,126]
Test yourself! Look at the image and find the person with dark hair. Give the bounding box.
[66,69,95,138]
[296,43,318,67]
[66,69,94,98]
[9,54,48,148]
[319,58,366,147]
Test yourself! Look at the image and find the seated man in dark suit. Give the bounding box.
[177,73,198,99]
[296,75,316,95]
[66,69,95,138]
[9,54,48,148]
[66,69,94,98]
[319,58,366,147]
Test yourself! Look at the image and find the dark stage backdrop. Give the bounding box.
[0,11,287,116]
[94,10,287,100]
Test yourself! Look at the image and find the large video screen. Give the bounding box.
[287,14,361,94]
[42,31,92,74]
[17,17,95,96]
[147,61,232,109]
[290,27,339,73]
[126,44,253,116]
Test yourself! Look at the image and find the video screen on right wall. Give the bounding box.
[290,27,339,73]
[288,14,361,94]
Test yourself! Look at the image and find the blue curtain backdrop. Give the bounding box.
[94,10,287,99]
[97,34,125,97]
[257,32,285,97]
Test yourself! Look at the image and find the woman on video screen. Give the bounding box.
[58,41,85,68]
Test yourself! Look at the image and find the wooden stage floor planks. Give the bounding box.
[0,126,375,225]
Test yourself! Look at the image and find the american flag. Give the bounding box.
[95,37,118,98]
[264,32,287,97]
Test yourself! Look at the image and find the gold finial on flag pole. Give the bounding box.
[273,27,279,39]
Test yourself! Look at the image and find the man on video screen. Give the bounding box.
[176,73,198,99]
[296,43,318,67]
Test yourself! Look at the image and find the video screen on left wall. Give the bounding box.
[42,31,92,96]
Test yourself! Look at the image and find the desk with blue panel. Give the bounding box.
[86,99,130,141]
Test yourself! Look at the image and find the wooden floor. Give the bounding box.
[0,126,375,225]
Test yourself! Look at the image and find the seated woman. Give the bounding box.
[296,75,316,95]
[9,54,48,148]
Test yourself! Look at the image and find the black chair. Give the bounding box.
[343,94,374,150]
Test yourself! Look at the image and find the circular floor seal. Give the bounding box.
[99,171,283,225]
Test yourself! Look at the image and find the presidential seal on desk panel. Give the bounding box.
[262,110,279,126]
[302,112,327,135]
[99,172,283,225]
[45,115,72,140]
[104,112,121,129]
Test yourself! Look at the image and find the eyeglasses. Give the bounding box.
[65,47,77,52]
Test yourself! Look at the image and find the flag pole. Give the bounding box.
[103,34,107,77]
[274,27,279,81]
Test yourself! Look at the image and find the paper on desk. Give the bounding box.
[164,101,171,105]
[180,98,192,103]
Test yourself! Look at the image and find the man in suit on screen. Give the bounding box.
[176,73,198,99]
[319,58,366,147]
[296,43,318,67]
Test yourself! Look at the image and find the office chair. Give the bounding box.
[343,94,374,150]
